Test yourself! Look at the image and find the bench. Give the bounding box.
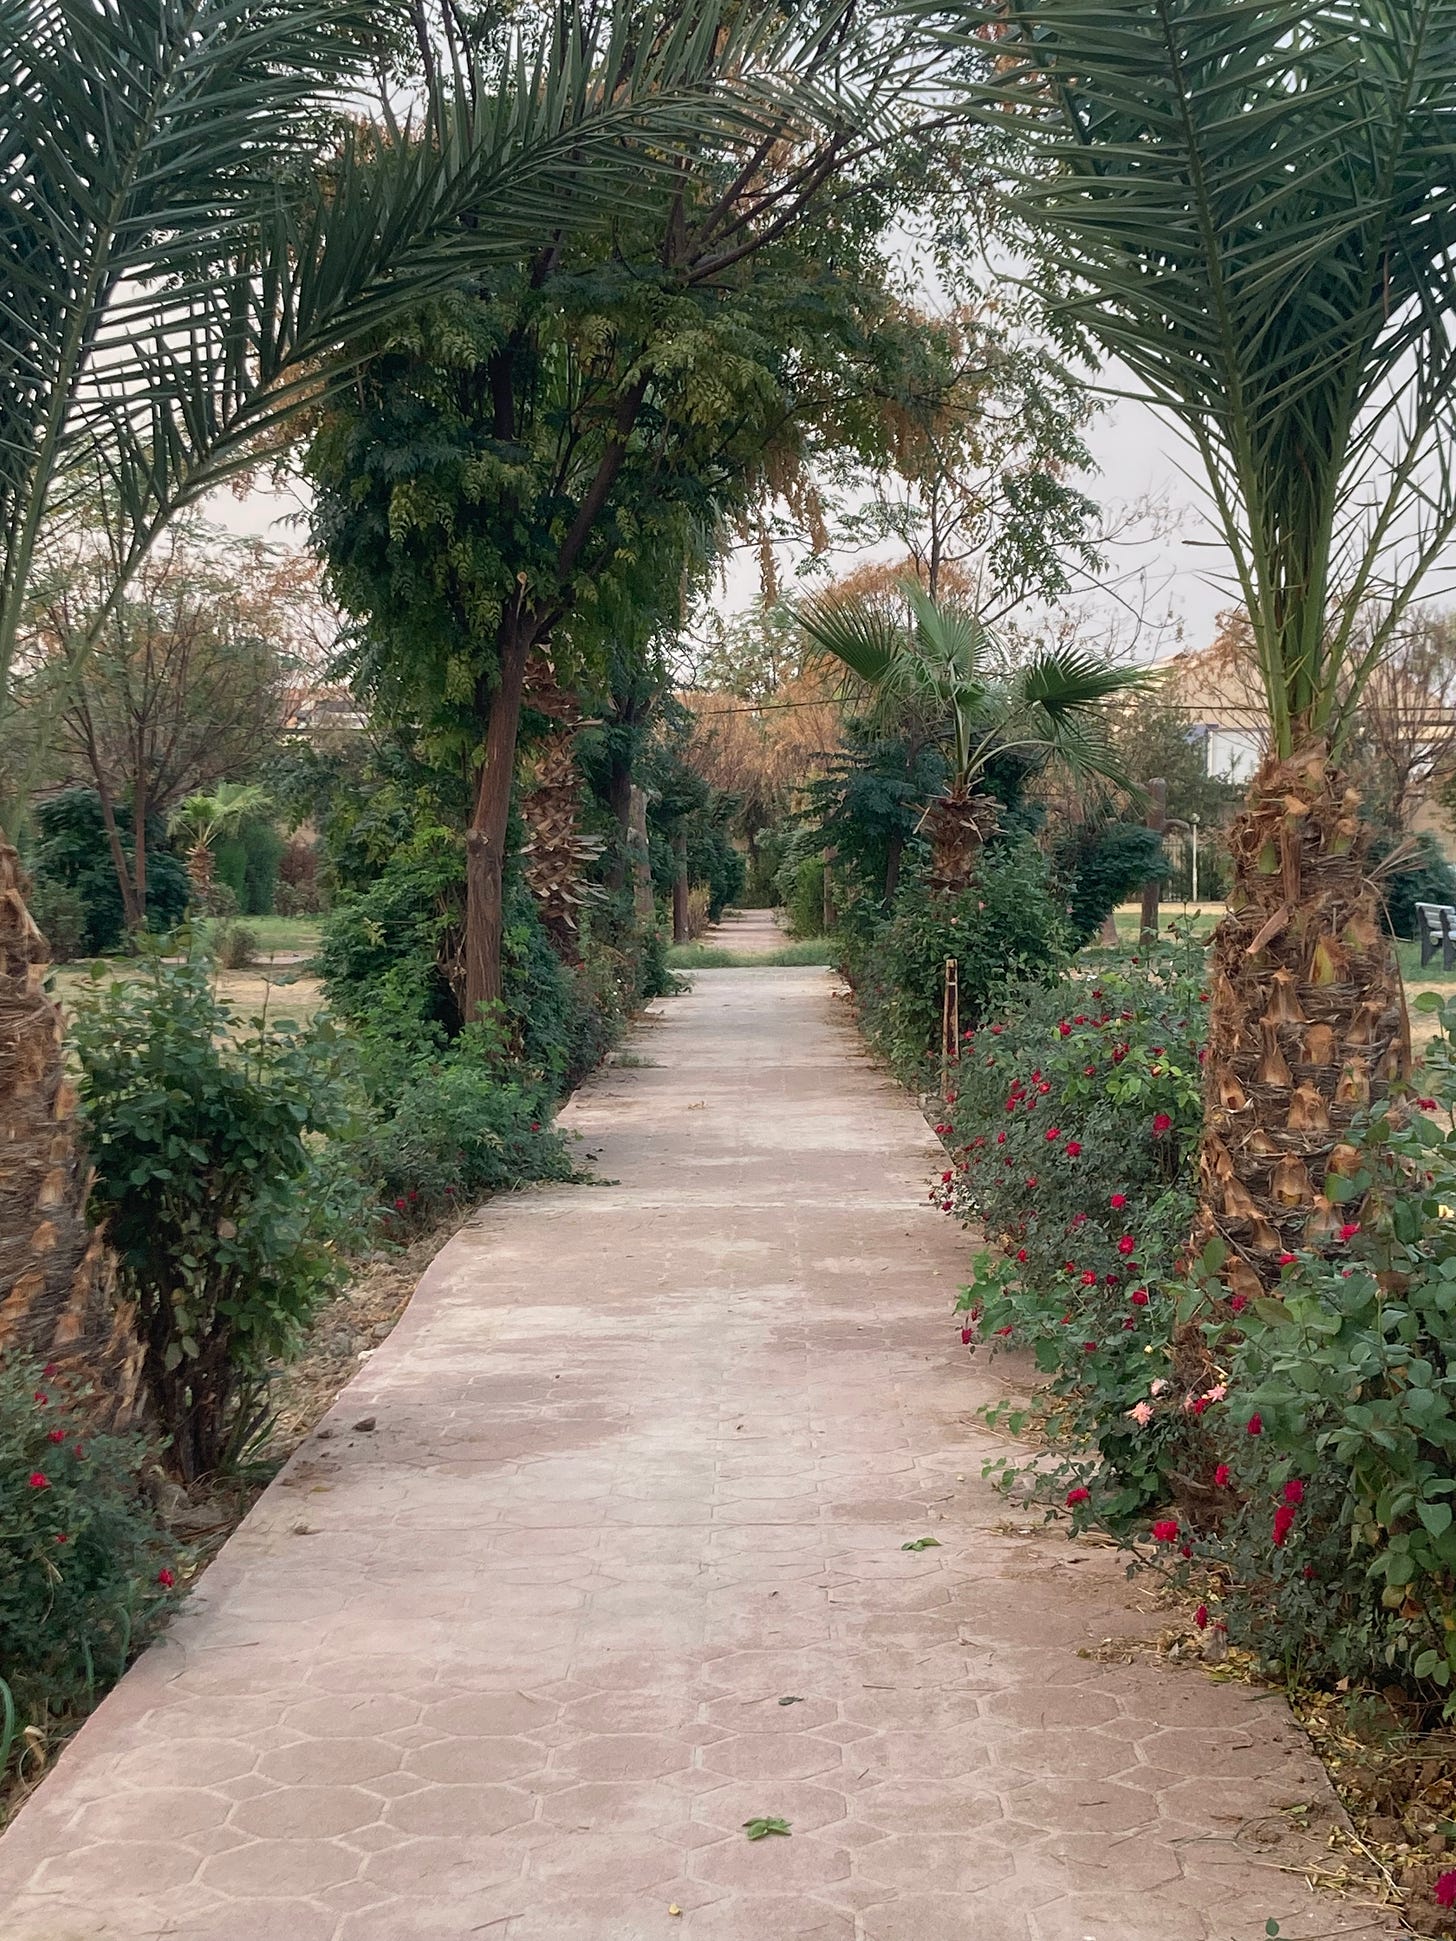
[1416,901,1456,970]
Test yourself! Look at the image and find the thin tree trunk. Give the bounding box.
[1195,745,1408,1305]
[93,767,142,933]
[1139,776,1166,942]
[132,769,148,923]
[884,830,903,903]
[0,840,143,1423]
[628,785,654,924]
[672,833,689,943]
[465,623,531,1019]
[606,753,632,894]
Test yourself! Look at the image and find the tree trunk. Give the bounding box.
[628,786,654,924]
[1139,776,1166,943]
[924,786,1001,895]
[0,841,142,1424]
[1195,745,1408,1305]
[94,774,142,933]
[464,623,531,1019]
[132,771,148,924]
[606,754,633,894]
[672,833,689,944]
[884,830,904,903]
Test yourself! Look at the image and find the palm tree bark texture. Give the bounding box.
[1196,746,1408,1305]
[0,843,142,1421]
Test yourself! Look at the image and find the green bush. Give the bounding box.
[846,843,1071,1077]
[214,921,258,970]
[26,877,87,962]
[1156,992,1456,1708]
[784,854,825,939]
[943,945,1207,1519]
[1052,821,1168,947]
[1370,829,1456,940]
[0,1360,175,1774]
[353,1036,577,1230]
[72,956,357,1481]
[31,789,189,954]
[214,817,284,917]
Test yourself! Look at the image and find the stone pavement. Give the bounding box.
[0,922,1389,1941]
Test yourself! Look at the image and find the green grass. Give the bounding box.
[188,914,323,957]
[665,939,835,969]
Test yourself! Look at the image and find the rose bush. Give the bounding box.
[940,943,1207,1518]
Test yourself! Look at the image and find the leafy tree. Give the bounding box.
[795,581,1144,890]
[309,5,938,1015]
[30,789,190,954]
[17,521,316,928]
[963,0,1456,1297]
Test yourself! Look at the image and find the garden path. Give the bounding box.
[0,934,1389,1941]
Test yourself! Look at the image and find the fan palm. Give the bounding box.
[0,0,823,1412]
[949,0,1456,1296]
[171,782,274,909]
[796,581,1147,892]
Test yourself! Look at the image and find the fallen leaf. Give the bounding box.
[901,1537,942,1552]
[743,1816,792,1841]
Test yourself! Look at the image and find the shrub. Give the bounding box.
[353,1039,577,1230]
[214,816,284,917]
[276,838,323,915]
[1155,992,1456,1709]
[72,956,357,1480]
[784,854,825,939]
[0,1360,174,1770]
[1370,829,1456,940]
[847,843,1071,1078]
[26,877,87,963]
[1051,821,1168,947]
[31,789,189,953]
[214,921,258,970]
[943,944,1207,1518]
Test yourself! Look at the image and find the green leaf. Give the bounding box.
[901,1537,943,1551]
[1418,1501,1454,1538]
[743,1817,792,1841]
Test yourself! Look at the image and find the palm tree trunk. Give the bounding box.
[1195,745,1408,1304]
[0,841,142,1424]
[924,786,1001,895]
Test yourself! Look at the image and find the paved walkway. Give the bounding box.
[0,925,1384,1941]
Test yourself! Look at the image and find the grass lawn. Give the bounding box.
[187,913,323,958]
[665,939,835,969]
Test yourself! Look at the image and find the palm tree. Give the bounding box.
[171,783,274,911]
[796,580,1146,892]
[954,0,1456,1297]
[0,0,805,1407]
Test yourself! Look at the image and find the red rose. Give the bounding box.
[1117,1235,1135,1256]
[1282,1478,1304,1505]
[1436,1873,1456,1911]
[1025,1177,1038,1189]
[1246,1413,1262,1436]
[1065,1141,1082,1157]
[27,1472,49,1490]
[1214,1464,1231,1487]
[1109,1193,1127,1210]
[1151,1519,1179,1544]
[1229,1294,1249,1314]
[33,1392,47,1406]
[1338,1222,1360,1242]
[1277,1253,1296,1266]
[1130,1288,1149,1307]
[1045,1127,1061,1141]
[157,1568,176,1589]
[47,1428,64,1444]
[1152,1113,1172,1135]
[1058,1021,1071,1037]
[1272,1504,1296,1546]
[960,1327,974,1346]
[1194,1605,1209,1629]
[993,1324,1013,1337]
[1016,1248,1028,1262]
[1065,1486,1090,1506]
[1081,1271,1098,1286]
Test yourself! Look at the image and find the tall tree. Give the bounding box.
[311,5,936,1014]
[957,0,1456,1297]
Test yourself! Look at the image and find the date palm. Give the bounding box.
[953,0,1456,1296]
[0,0,807,1411]
[796,580,1145,891]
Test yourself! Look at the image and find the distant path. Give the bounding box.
[701,907,788,957]
[0,964,1384,1940]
